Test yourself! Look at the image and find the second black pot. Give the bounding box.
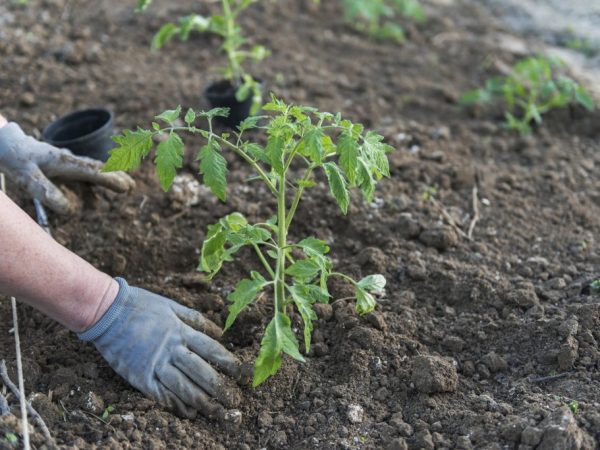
[204,79,259,128]
[42,108,115,162]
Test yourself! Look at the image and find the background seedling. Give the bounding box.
[461,56,595,134]
[341,0,425,43]
[104,97,392,385]
[142,0,267,113]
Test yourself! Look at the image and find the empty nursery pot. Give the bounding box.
[42,108,115,162]
[204,79,260,128]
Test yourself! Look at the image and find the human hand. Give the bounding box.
[0,122,134,214]
[79,278,248,420]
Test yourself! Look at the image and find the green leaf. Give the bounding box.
[135,0,152,12]
[288,284,318,353]
[198,222,228,276]
[201,107,230,119]
[286,259,321,279]
[151,23,179,50]
[198,141,228,201]
[238,115,266,133]
[103,129,154,173]
[357,274,386,292]
[155,106,182,125]
[575,87,595,111]
[184,108,196,126]
[154,132,184,191]
[302,127,325,164]
[337,131,359,184]
[355,285,376,315]
[225,273,268,331]
[324,162,349,214]
[243,143,270,164]
[298,237,330,256]
[267,134,285,175]
[459,89,491,105]
[356,156,376,201]
[253,312,304,386]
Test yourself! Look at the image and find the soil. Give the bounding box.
[2,0,600,449]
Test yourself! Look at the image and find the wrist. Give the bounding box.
[0,115,7,128]
[73,276,120,333]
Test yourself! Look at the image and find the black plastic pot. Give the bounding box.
[42,108,115,162]
[204,79,259,128]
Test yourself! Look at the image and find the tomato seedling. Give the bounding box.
[140,0,266,115]
[341,0,425,43]
[104,97,391,385]
[461,56,595,134]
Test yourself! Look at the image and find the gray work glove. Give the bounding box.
[79,278,247,420]
[0,122,134,214]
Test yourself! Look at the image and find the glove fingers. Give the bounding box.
[41,149,135,193]
[18,167,72,215]
[171,302,222,339]
[183,324,244,382]
[173,346,241,408]
[156,364,225,421]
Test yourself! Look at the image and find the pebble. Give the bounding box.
[346,404,364,424]
[257,411,273,428]
[481,352,508,373]
[313,303,333,321]
[557,316,579,337]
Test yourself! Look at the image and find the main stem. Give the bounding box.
[275,173,287,314]
[222,0,243,87]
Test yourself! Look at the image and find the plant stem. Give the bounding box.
[274,173,287,313]
[285,165,315,228]
[330,271,357,285]
[252,243,275,278]
[222,0,243,86]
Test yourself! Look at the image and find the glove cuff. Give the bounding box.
[0,122,27,153]
[78,277,131,342]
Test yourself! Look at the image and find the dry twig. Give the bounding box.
[467,185,480,240]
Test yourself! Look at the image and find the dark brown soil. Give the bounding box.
[1,0,600,449]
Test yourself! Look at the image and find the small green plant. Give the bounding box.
[568,400,580,414]
[4,432,18,445]
[461,56,595,134]
[341,0,425,43]
[142,0,267,113]
[101,405,115,420]
[104,97,392,385]
[590,279,600,291]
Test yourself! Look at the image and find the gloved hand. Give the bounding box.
[79,278,248,420]
[0,122,134,214]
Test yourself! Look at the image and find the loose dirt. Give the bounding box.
[1,0,600,449]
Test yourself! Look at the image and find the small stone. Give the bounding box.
[20,92,35,106]
[313,303,333,321]
[537,407,591,450]
[505,289,539,308]
[83,391,104,414]
[272,430,288,448]
[367,312,387,331]
[544,277,566,290]
[481,352,508,373]
[418,226,458,251]
[347,404,364,424]
[412,355,458,394]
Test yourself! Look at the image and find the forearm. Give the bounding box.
[0,191,118,332]
[0,114,7,128]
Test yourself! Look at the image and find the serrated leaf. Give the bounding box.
[155,106,181,125]
[323,162,349,214]
[285,259,320,279]
[198,141,228,201]
[198,222,227,276]
[337,131,359,184]
[356,156,376,201]
[103,129,154,173]
[243,143,270,164]
[224,274,268,331]
[253,312,304,386]
[575,87,595,111]
[298,237,330,256]
[288,284,318,353]
[201,107,230,119]
[357,274,386,292]
[154,132,184,191]
[238,115,266,133]
[267,134,285,175]
[184,108,196,126]
[302,127,325,164]
[355,285,376,315]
